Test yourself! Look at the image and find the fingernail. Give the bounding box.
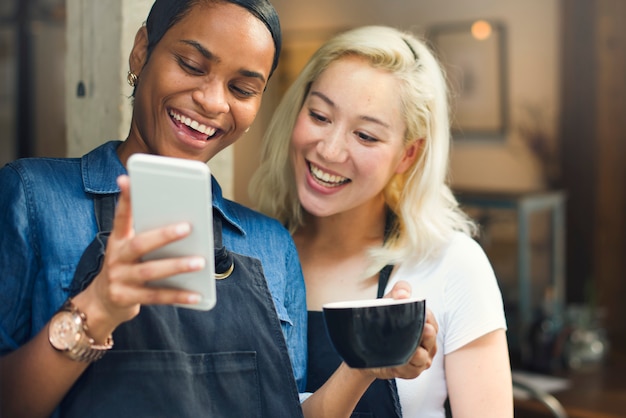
[175,222,191,236]
[397,289,410,299]
[187,294,201,304]
[188,257,205,270]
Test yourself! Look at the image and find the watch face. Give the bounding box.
[49,311,82,350]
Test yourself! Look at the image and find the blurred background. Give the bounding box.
[1,0,624,416]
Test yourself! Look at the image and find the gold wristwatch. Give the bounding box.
[48,299,114,362]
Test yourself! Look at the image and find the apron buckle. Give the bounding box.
[215,262,234,280]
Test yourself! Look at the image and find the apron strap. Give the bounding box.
[376,208,403,417]
[212,208,234,278]
[363,263,402,417]
[376,207,396,298]
[68,194,116,297]
[376,264,394,298]
[94,194,116,232]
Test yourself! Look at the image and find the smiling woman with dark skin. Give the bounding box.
[0,2,436,418]
[117,2,272,164]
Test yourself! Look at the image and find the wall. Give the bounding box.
[234,0,560,205]
[0,4,66,166]
[65,0,151,157]
[33,20,66,158]
[0,19,17,165]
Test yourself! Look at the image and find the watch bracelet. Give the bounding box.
[68,340,111,362]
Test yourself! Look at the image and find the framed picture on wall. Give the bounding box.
[428,20,508,140]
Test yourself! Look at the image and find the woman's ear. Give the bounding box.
[395,139,424,174]
[129,26,149,76]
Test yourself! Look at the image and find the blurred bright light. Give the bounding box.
[471,20,492,41]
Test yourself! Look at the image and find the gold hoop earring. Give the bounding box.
[127,71,138,87]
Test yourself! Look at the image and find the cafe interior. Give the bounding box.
[1,0,625,416]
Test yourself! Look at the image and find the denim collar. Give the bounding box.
[211,175,245,237]
[81,140,126,194]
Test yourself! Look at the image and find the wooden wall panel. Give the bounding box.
[561,0,626,353]
[560,0,597,304]
[594,0,626,349]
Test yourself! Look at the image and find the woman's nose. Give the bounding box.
[317,129,348,162]
[192,79,230,115]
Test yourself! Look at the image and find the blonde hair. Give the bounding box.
[250,25,476,274]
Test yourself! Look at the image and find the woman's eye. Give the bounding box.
[309,110,328,123]
[177,57,203,74]
[230,85,255,98]
[356,132,378,143]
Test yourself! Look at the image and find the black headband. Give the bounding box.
[403,38,418,61]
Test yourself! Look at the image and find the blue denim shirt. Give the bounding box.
[0,140,307,393]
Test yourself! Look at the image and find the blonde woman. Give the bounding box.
[251,25,513,417]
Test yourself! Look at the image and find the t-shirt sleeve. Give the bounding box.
[442,234,507,355]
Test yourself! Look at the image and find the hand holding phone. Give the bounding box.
[128,153,216,310]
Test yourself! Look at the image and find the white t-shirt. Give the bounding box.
[386,232,507,417]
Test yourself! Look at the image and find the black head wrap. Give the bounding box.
[145,0,282,77]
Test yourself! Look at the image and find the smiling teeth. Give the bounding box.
[309,163,349,186]
[170,111,217,137]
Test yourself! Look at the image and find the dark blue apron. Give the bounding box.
[61,194,304,418]
[305,264,402,417]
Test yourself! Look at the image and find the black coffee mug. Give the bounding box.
[323,298,426,368]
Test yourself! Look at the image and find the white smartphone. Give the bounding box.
[127,153,216,311]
